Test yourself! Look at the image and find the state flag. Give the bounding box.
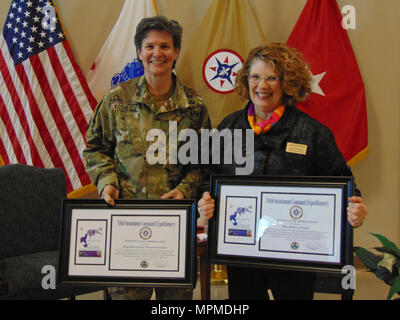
[178,0,266,127]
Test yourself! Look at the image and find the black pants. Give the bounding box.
[227,266,315,300]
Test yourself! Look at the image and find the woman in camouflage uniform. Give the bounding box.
[84,16,211,300]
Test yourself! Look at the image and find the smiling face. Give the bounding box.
[137,30,180,79]
[248,59,283,120]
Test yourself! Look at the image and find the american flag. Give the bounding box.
[0,0,97,194]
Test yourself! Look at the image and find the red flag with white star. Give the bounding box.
[287,0,368,166]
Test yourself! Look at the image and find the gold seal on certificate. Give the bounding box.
[208,175,354,274]
[59,199,197,288]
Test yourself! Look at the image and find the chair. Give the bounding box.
[0,164,106,300]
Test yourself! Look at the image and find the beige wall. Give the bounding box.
[0,0,399,249]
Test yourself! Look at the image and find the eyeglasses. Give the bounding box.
[248,74,280,85]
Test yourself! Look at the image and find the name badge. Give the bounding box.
[286,142,308,155]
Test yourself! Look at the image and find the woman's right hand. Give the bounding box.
[197,191,215,221]
[102,184,120,206]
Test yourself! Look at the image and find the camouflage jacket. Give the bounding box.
[83,75,211,200]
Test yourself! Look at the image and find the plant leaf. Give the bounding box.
[354,247,396,285]
[371,233,400,257]
[373,268,395,286]
[378,253,397,273]
[387,275,400,300]
[354,246,382,269]
[374,247,400,261]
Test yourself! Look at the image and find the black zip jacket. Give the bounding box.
[202,102,360,196]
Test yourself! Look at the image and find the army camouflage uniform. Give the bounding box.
[83,74,211,299]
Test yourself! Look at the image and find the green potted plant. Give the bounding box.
[354,233,400,300]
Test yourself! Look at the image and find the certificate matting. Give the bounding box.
[59,199,197,288]
[208,175,354,273]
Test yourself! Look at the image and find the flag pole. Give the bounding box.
[52,0,70,44]
[347,146,369,168]
[67,183,98,199]
[152,0,158,15]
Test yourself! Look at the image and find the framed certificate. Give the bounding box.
[59,199,197,288]
[208,175,354,273]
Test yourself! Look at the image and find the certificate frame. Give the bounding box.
[208,175,354,274]
[59,199,197,288]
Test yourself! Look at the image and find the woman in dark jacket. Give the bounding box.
[198,42,368,300]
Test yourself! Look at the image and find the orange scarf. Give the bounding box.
[247,103,285,135]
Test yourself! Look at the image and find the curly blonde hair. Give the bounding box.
[235,42,312,106]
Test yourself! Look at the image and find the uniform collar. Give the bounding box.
[133,74,193,114]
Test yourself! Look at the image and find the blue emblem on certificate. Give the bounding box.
[139,226,152,240]
[80,228,103,248]
[229,207,251,226]
[289,205,303,220]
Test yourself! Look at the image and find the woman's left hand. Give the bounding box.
[197,191,215,221]
[347,196,368,228]
[161,188,185,200]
